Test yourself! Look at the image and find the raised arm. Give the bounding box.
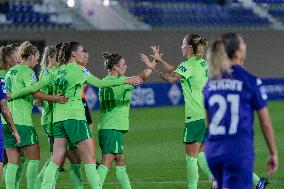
[140,54,181,83]
[137,54,155,81]
[150,45,175,72]
[86,74,143,88]
[0,99,20,145]
[257,107,278,176]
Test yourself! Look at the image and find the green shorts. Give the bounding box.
[3,124,39,148]
[42,123,53,137]
[99,129,125,154]
[183,119,206,144]
[53,120,92,145]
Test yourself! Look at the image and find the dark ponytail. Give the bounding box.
[102,52,122,70]
[221,33,240,59]
[58,41,81,65]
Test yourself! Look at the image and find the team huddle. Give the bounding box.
[0,32,279,189]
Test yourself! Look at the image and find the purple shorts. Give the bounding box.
[0,124,4,162]
[206,154,253,189]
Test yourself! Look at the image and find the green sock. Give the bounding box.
[26,160,40,189]
[186,155,199,189]
[1,164,7,184]
[253,172,261,186]
[5,163,19,189]
[97,164,109,186]
[70,164,83,189]
[37,159,51,185]
[116,166,132,189]
[84,164,101,189]
[197,152,213,178]
[41,161,59,189]
[16,156,27,189]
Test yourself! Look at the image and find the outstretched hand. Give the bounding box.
[125,76,144,86]
[150,45,163,62]
[140,54,156,70]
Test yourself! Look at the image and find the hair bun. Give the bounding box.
[102,52,110,60]
[199,38,208,46]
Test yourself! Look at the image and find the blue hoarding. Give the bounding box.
[83,78,284,110]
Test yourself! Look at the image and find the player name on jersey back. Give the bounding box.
[208,79,243,92]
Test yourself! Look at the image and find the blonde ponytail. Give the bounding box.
[196,38,208,59]
[207,39,231,79]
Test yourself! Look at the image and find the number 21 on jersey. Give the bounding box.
[208,94,240,135]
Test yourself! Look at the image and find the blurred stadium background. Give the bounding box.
[0,0,283,188]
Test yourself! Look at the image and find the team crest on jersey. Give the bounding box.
[82,68,90,76]
[43,69,49,76]
[178,66,187,72]
[0,78,6,93]
[31,73,37,81]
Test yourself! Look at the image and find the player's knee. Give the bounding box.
[114,155,125,166]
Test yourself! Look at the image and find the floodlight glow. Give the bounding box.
[103,0,110,6]
[67,0,75,7]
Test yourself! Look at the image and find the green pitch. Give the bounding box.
[4,101,284,189]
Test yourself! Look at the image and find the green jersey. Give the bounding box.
[39,67,54,125]
[11,63,126,123]
[4,64,37,126]
[98,75,133,131]
[175,56,208,123]
[0,70,7,78]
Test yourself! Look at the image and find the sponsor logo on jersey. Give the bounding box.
[43,69,49,76]
[31,73,37,81]
[82,68,90,76]
[178,66,187,72]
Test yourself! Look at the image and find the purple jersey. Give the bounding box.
[204,65,267,159]
[0,77,6,162]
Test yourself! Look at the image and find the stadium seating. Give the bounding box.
[117,0,272,29]
[0,1,72,29]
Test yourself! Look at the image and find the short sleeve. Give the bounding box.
[175,62,191,79]
[252,78,267,110]
[0,77,7,100]
[23,70,37,87]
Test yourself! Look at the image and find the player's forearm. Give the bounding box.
[33,91,57,102]
[153,68,178,83]
[1,105,16,132]
[11,79,48,100]
[138,68,153,81]
[159,59,175,72]
[87,75,125,88]
[258,108,278,156]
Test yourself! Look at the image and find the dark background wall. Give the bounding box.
[1,31,283,81]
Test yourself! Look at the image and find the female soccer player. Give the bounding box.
[11,41,143,189]
[3,41,67,189]
[0,45,21,178]
[0,43,20,76]
[204,33,278,189]
[0,43,30,189]
[80,49,95,132]
[97,52,154,189]
[141,34,216,189]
